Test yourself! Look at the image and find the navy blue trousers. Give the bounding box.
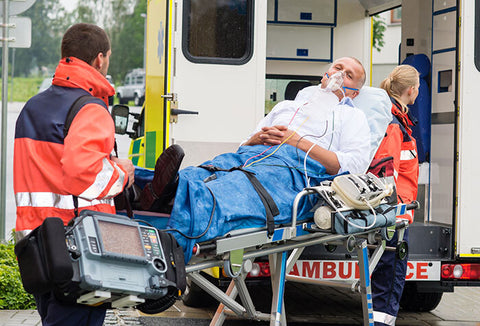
[371,228,409,326]
[34,292,106,326]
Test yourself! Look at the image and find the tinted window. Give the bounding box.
[183,0,253,64]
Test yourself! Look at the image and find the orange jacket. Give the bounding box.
[14,57,125,233]
[374,100,419,223]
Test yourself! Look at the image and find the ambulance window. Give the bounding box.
[183,0,253,64]
[265,76,321,115]
[476,1,480,71]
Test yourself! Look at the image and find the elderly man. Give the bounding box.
[150,57,371,262]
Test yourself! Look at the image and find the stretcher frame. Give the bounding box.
[184,188,410,326]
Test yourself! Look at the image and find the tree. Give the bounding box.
[108,0,147,84]
[8,0,69,76]
[372,15,386,52]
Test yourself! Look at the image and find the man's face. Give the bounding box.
[322,57,364,99]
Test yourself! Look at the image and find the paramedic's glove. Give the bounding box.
[112,157,135,188]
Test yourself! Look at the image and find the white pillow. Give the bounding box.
[352,86,392,162]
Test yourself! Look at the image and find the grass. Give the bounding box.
[0,77,44,102]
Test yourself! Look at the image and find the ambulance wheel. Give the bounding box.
[400,282,443,312]
[181,276,216,308]
[396,240,408,260]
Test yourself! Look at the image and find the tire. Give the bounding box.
[400,282,443,312]
[117,93,127,104]
[181,276,216,308]
[134,94,144,106]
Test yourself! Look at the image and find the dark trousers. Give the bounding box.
[34,292,106,326]
[371,228,409,326]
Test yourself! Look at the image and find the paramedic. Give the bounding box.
[14,23,134,326]
[371,65,420,326]
[243,57,370,175]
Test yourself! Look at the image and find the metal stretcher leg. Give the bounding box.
[269,252,287,326]
[210,280,237,326]
[356,240,375,326]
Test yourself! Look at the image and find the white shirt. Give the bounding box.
[244,87,371,174]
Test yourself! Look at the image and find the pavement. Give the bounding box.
[1,286,480,326]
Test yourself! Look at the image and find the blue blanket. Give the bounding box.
[166,145,335,263]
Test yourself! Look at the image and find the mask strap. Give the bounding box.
[343,86,359,92]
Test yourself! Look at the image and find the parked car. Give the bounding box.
[106,74,115,106]
[116,69,145,106]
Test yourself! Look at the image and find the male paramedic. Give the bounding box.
[14,23,134,326]
[164,56,372,263]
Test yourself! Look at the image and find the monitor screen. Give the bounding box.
[98,220,145,257]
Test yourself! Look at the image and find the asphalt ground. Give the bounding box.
[2,285,480,326]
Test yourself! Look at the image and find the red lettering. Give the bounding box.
[303,261,320,278]
[416,262,428,279]
[406,262,414,280]
[323,262,336,278]
[339,262,353,279]
[289,263,299,276]
[355,263,360,278]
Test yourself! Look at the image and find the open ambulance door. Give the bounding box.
[129,0,171,168]
[167,0,267,167]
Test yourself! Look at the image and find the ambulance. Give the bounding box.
[115,0,480,312]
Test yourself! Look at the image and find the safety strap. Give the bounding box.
[199,165,279,237]
[63,95,110,217]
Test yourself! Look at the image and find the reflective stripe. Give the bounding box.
[15,192,113,209]
[400,149,416,160]
[373,311,396,325]
[79,157,125,199]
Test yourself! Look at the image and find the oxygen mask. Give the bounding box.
[325,71,345,92]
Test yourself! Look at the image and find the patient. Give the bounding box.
[148,57,371,262]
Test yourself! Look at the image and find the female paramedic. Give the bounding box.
[371,65,420,326]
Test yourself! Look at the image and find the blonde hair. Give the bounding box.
[380,65,419,113]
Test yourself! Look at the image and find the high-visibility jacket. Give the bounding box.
[14,57,126,235]
[374,99,419,223]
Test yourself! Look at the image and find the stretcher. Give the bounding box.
[182,180,414,326]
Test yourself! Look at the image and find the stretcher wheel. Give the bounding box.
[396,240,408,260]
[325,244,337,252]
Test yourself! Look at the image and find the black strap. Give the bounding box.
[64,95,107,138]
[199,165,279,237]
[63,95,109,216]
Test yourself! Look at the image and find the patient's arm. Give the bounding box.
[250,125,341,175]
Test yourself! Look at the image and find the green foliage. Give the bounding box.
[108,0,147,84]
[0,242,36,310]
[10,0,69,77]
[372,15,386,52]
[0,77,44,102]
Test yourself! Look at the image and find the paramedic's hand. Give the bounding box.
[111,157,135,188]
[258,125,300,146]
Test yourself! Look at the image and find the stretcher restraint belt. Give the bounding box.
[199,165,279,237]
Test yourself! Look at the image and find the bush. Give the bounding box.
[0,242,36,310]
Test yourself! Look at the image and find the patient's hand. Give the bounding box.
[258,125,299,146]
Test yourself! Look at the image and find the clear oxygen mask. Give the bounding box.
[325,71,345,92]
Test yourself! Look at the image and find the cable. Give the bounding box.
[167,186,217,240]
[320,189,377,231]
[242,100,309,167]
[244,116,310,168]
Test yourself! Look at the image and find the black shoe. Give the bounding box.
[140,144,185,212]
